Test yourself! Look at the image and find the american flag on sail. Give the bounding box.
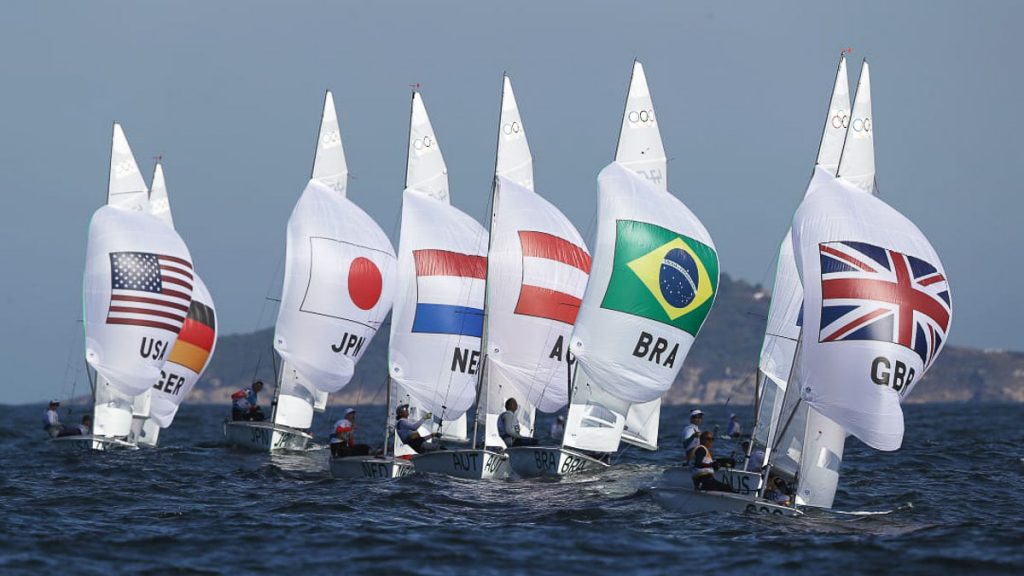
[107,251,194,334]
[818,241,951,367]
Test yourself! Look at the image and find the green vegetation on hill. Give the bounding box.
[194,274,1024,405]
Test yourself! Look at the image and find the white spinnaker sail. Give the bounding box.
[274,179,396,394]
[311,90,348,195]
[791,167,951,450]
[566,162,718,452]
[837,60,876,195]
[816,55,851,176]
[149,162,174,228]
[482,176,590,448]
[107,123,149,212]
[406,92,450,203]
[149,277,217,427]
[614,60,666,191]
[85,205,194,397]
[388,190,488,422]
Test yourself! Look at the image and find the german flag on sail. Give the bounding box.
[601,220,718,335]
[167,300,216,373]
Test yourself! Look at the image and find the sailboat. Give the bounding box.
[130,162,219,447]
[562,60,720,470]
[224,91,397,452]
[55,124,196,451]
[459,74,597,478]
[384,90,502,479]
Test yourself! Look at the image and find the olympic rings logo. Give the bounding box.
[502,121,521,136]
[412,135,434,151]
[627,109,654,124]
[320,129,341,149]
[114,160,137,178]
[830,111,850,129]
[851,117,872,133]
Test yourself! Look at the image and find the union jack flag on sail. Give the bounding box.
[818,241,950,367]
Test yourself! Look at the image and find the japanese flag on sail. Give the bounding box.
[792,167,951,451]
[275,180,396,394]
[84,205,194,397]
[389,190,488,419]
[484,177,590,413]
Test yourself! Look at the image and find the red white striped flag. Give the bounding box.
[514,231,591,324]
[106,251,194,334]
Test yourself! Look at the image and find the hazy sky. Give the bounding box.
[2,1,1019,403]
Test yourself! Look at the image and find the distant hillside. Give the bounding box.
[191,274,1024,406]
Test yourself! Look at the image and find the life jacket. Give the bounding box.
[691,445,715,478]
[333,418,354,446]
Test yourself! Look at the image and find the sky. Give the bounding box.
[1,1,1020,404]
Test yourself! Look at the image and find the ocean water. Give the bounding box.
[2,403,1022,575]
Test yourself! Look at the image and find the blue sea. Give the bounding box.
[2,403,1022,574]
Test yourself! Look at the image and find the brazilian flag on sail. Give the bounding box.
[601,220,718,334]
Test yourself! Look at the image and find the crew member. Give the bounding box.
[231,381,265,421]
[395,404,440,453]
[727,414,742,438]
[42,400,64,438]
[498,398,537,447]
[691,431,734,492]
[764,476,792,506]
[681,409,703,464]
[330,408,371,458]
[77,414,93,436]
[740,440,765,471]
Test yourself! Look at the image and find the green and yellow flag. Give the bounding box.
[600,220,718,334]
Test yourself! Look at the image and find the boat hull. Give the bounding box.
[330,456,415,479]
[652,468,801,517]
[222,420,313,453]
[50,434,138,451]
[506,446,609,478]
[412,449,510,479]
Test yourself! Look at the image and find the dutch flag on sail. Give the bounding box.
[411,249,487,338]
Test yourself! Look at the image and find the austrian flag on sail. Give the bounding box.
[514,230,591,324]
[106,252,194,333]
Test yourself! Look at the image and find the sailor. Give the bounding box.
[76,414,93,436]
[395,404,440,453]
[42,400,64,438]
[691,431,734,492]
[498,398,538,447]
[740,440,765,471]
[230,380,265,421]
[549,414,566,442]
[330,408,371,458]
[681,409,703,464]
[764,476,792,506]
[727,414,742,438]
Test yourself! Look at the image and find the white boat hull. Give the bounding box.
[330,456,415,479]
[412,449,510,479]
[506,446,609,478]
[652,468,801,517]
[222,420,313,452]
[50,434,138,451]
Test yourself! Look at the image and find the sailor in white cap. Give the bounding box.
[42,399,64,438]
[330,408,370,458]
[681,409,704,465]
[727,413,742,438]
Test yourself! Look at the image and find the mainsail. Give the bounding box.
[757,54,852,508]
[791,167,951,450]
[616,60,670,450]
[144,163,218,430]
[480,75,591,448]
[836,60,876,195]
[390,91,487,451]
[85,124,194,440]
[272,92,396,431]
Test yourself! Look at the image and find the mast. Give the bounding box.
[472,73,508,450]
